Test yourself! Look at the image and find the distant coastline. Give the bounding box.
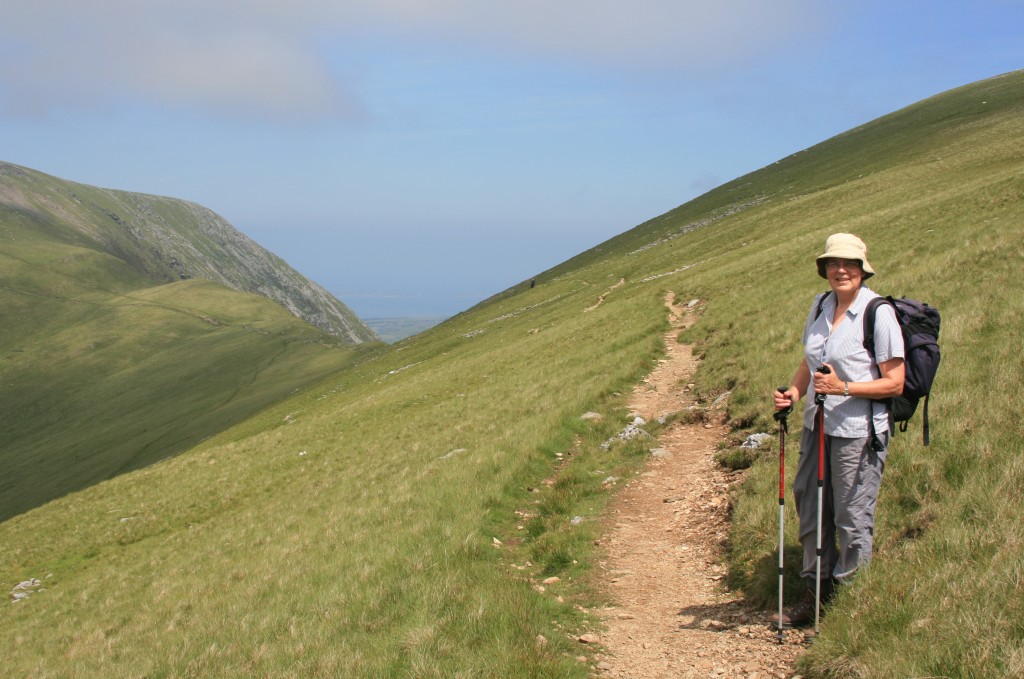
[363,316,447,343]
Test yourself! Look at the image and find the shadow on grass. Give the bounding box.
[730,547,808,609]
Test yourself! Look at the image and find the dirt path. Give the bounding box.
[585,278,626,312]
[590,293,805,678]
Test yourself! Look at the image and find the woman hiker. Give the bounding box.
[771,233,905,628]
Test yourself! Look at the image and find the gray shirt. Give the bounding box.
[801,286,905,437]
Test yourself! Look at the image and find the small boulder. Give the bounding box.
[741,433,773,449]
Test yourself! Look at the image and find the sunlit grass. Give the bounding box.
[2,71,1023,676]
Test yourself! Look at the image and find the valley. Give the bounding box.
[2,71,1023,677]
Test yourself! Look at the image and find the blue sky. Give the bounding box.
[3,1,1022,318]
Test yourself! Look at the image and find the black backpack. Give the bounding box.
[815,293,941,445]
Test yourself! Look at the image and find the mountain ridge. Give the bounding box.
[0,161,378,343]
[0,162,382,520]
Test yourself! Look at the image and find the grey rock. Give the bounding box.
[741,433,773,449]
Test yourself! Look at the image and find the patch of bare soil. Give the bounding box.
[589,293,805,679]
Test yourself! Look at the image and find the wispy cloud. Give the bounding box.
[1,1,824,120]
[1,5,357,121]
[364,0,826,67]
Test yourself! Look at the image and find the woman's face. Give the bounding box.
[824,257,864,294]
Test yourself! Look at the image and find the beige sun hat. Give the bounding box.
[815,232,875,279]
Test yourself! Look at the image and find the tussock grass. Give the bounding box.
[2,71,1023,676]
[1,276,666,676]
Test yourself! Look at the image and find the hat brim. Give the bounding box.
[816,252,875,279]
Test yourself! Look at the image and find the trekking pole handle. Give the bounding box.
[773,387,793,425]
[814,365,830,405]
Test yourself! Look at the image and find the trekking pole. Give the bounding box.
[773,387,793,643]
[813,365,830,635]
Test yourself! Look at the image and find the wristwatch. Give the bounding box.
[843,381,850,396]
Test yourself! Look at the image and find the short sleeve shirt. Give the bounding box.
[801,286,905,437]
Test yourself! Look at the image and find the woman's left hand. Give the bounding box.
[813,362,844,395]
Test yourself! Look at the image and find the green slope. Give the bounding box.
[1,70,1022,677]
[0,277,369,521]
[0,172,378,520]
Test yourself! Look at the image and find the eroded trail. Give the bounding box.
[590,293,804,679]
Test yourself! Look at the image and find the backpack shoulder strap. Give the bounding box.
[814,291,832,321]
[862,295,895,356]
[862,295,897,452]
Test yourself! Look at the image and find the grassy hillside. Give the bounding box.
[1,70,1022,677]
[0,173,379,520]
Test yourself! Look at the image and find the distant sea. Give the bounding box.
[363,317,447,343]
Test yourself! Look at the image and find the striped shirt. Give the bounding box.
[801,286,905,437]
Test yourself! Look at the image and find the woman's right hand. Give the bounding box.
[774,387,797,411]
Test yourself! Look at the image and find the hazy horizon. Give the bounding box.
[4,2,1022,317]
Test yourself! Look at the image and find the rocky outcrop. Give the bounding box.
[118,195,378,343]
[10,577,46,602]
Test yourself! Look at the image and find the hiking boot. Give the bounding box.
[770,597,816,629]
[769,578,838,629]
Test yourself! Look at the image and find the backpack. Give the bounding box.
[815,293,941,445]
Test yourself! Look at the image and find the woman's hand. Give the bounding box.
[812,359,905,399]
[774,386,799,411]
[813,362,845,395]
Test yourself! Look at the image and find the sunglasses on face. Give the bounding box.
[825,258,862,271]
